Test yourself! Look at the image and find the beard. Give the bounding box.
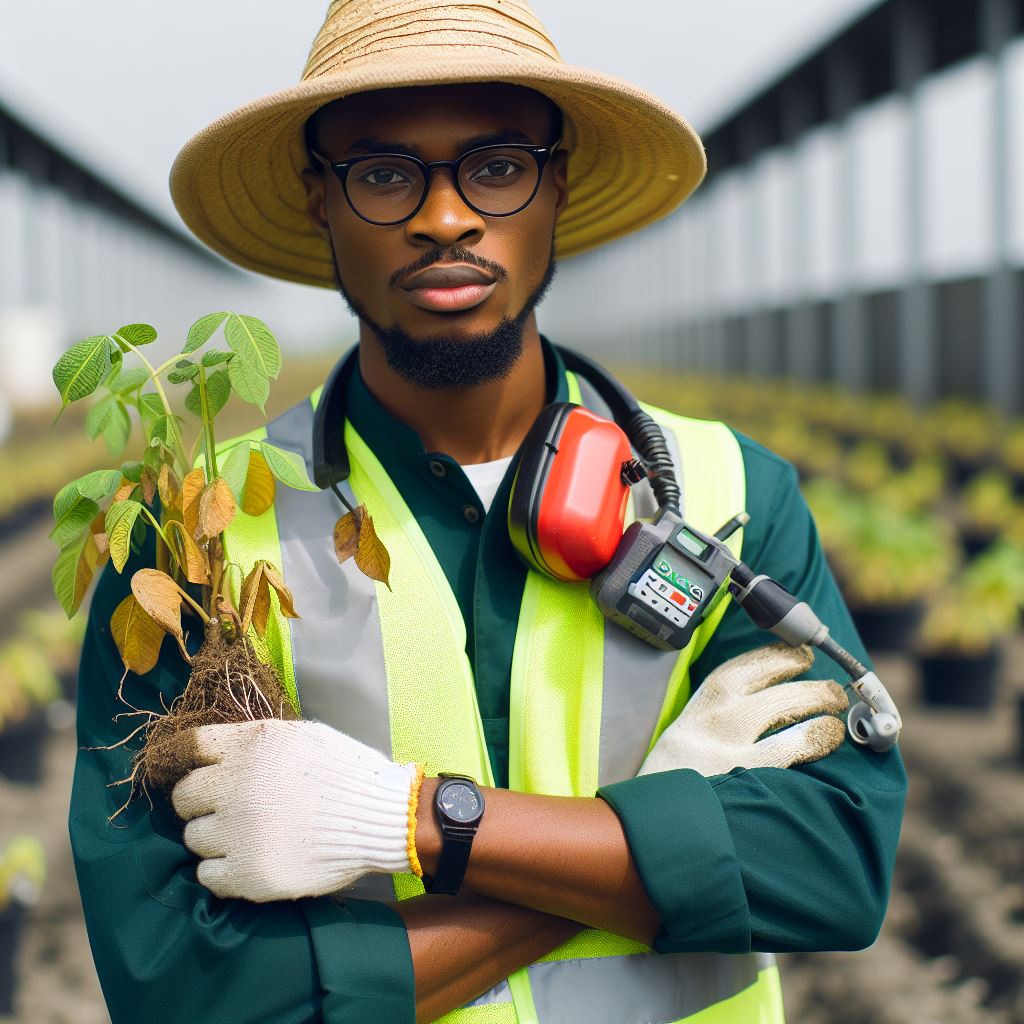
[330,239,557,390]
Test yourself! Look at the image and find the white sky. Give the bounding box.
[0,1,881,227]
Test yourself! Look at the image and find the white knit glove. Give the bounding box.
[639,642,848,777]
[170,719,423,903]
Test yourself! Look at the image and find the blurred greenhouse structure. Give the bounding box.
[546,0,1024,415]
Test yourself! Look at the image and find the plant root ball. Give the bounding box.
[115,618,298,819]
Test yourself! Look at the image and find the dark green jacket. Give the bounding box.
[69,339,906,1023]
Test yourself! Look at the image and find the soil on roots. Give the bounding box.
[108,617,298,820]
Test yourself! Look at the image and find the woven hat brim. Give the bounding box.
[169,58,706,288]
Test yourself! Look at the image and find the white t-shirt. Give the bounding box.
[461,455,514,513]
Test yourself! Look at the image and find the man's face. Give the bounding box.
[301,84,569,369]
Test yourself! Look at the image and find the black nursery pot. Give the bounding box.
[919,647,1001,709]
[851,601,924,655]
[1017,693,1024,765]
[0,904,25,1015]
[0,709,48,784]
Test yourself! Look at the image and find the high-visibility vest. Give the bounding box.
[219,371,785,1024]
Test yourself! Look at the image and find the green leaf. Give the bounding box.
[102,403,131,458]
[201,349,232,367]
[106,500,145,573]
[50,497,98,550]
[120,461,143,483]
[259,442,318,492]
[74,469,124,505]
[52,532,89,618]
[168,364,200,384]
[220,442,252,502]
[185,367,231,418]
[139,393,165,424]
[184,312,228,353]
[227,353,269,411]
[109,366,150,394]
[114,324,158,348]
[85,395,117,439]
[225,314,281,380]
[52,336,113,408]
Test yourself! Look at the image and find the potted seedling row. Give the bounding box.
[913,544,1024,709]
[49,316,389,820]
[0,836,45,1016]
[804,479,958,655]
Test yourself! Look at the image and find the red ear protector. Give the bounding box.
[311,344,902,751]
[507,403,634,582]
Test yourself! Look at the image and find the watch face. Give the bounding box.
[440,782,482,823]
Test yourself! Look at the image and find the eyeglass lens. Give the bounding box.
[345,148,541,223]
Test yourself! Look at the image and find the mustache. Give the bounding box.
[389,247,509,288]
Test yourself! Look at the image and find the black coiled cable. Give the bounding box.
[625,409,681,515]
[555,344,682,517]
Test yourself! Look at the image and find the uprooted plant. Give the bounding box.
[50,315,390,821]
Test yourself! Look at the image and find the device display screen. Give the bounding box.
[675,527,710,561]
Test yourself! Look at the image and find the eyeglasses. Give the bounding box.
[309,138,562,226]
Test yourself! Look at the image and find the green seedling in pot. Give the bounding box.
[49,316,390,820]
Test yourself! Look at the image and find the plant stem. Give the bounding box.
[197,366,219,480]
[112,333,190,473]
[173,580,210,624]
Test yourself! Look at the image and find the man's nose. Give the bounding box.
[404,169,486,248]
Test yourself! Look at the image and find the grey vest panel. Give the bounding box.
[265,402,392,760]
[573,376,688,786]
[529,951,770,1024]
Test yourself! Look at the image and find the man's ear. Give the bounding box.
[300,168,331,236]
[551,148,569,220]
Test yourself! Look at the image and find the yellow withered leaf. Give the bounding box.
[158,464,182,515]
[165,519,211,585]
[93,531,109,557]
[333,505,364,565]
[182,468,206,540]
[239,562,271,639]
[88,509,110,562]
[130,568,187,659]
[198,477,235,541]
[74,533,105,612]
[112,478,134,504]
[141,468,157,507]
[355,510,391,589]
[261,560,298,618]
[110,593,165,675]
[241,449,276,516]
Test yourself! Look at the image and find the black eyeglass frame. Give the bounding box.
[309,137,563,226]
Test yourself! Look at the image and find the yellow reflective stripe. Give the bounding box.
[681,966,783,1024]
[345,420,490,780]
[345,420,492,902]
[437,1004,519,1024]
[506,969,541,1024]
[566,372,582,405]
[209,425,301,712]
[509,573,605,797]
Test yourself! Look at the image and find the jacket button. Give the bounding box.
[463,504,481,524]
[429,460,446,478]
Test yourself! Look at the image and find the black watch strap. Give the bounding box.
[423,775,483,896]
[423,828,475,895]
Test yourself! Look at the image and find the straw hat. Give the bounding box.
[170,0,706,289]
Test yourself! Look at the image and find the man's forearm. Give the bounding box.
[415,779,661,943]
[393,893,581,1024]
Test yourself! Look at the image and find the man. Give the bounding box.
[69,3,906,1022]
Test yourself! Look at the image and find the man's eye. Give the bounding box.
[471,160,523,183]
[357,166,411,187]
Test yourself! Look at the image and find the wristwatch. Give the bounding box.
[422,773,485,895]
